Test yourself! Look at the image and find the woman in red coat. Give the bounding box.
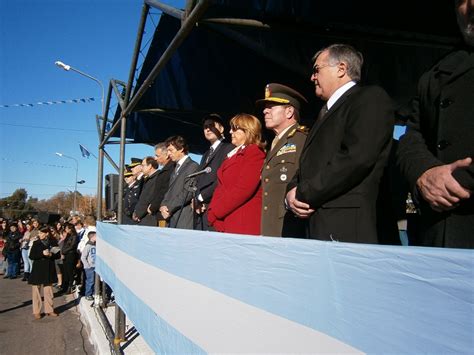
[208,113,266,235]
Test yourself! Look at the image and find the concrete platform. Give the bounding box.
[79,297,154,354]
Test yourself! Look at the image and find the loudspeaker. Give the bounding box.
[36,212,61,225]
[105,174,120,211]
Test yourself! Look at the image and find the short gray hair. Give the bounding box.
[154,142,167,152]
[312,44,364,82]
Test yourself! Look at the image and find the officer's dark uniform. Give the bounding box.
[257,83,308,237]
[123,178,141,225]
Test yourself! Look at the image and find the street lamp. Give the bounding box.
[54,60,105,117]
[56,152,79,214]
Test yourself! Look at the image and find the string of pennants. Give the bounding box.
[0,97,96,108]
[1,157,73,169]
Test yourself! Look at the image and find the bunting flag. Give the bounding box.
[0,97,96,108]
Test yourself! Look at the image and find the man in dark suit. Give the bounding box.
[397,0,473,249]
[160,136,199,229]
[194,114,234,231]
[257,83,308,237]
[286,43,394,244]
[147,142,175,227]
[133,157,161,226]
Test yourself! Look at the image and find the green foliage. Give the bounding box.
[0,188,38,219]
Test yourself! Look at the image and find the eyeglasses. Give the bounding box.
[312,63,337,75]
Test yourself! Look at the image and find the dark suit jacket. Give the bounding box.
[397,49,474,248]
[161,157,199,229]
[195,141,234,230]
[134,170,162,226]
[148,161,175,220]
[208,144,265,235]
[196,141,235,203]
[288,84,393,243]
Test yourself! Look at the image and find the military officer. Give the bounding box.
[122,169,140,225]
[257,83,308,237]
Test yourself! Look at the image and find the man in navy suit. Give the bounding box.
[286,43,394,243]
[194,114,234,231]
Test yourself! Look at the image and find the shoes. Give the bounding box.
[33,313,42,320]
[3,275,9,279]
[47,312,59,317]
[9,276,17,279]
[85,296,94,301]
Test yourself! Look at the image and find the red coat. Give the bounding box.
[208,144,265,235]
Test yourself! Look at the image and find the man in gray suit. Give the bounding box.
[160,136,199,229]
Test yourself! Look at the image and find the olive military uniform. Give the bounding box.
[261,123,308,236]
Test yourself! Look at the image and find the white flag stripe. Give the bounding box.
[99,237,363,354]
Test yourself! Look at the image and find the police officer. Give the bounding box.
[257,83,308,237]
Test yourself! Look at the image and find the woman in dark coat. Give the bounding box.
[28,227,60,319]
[60,223,78,294]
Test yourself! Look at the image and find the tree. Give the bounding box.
[0,188,38,219]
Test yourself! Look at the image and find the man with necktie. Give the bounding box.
[286,43,394,243]
[194,114,234,231]
[160,136,199,229]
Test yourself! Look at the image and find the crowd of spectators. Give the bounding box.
[0,215,97,319]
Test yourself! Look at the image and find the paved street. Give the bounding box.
[0,275,96,354]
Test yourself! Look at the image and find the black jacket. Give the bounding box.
[397,48,474,248]
[28,238,60,285]
[288,85,393,243]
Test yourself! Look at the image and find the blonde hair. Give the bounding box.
[230,113,266,149]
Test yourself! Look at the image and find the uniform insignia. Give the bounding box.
[280,166,288,173]
[265,84,271,99]
[280,174,287,181]
[276,143,296,156]
[297,125,309,133]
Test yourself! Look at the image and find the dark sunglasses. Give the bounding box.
[230,124,244,132]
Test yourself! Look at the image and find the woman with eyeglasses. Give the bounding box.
[207,113,266,235]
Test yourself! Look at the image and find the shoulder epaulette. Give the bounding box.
[288,125,309,137]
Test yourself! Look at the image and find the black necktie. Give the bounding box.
[317,104,328,122]
[206,147,214,164]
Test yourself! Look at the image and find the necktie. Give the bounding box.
[271,136,279,151]
[317,104,328,122]
[206,147,214,164]
[174,163,181,176]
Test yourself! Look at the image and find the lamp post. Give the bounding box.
[56,152,79,214]
[54,60,105,117]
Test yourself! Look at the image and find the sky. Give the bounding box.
[0,0,188,202]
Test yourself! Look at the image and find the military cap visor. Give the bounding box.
[129,157,142,167]
[256,83,307,111]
